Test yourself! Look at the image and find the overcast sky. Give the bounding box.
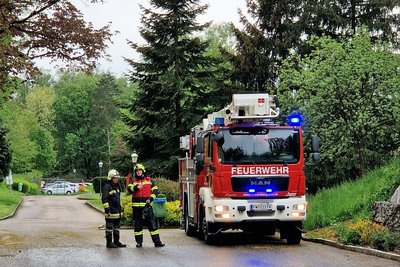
[37,0,248,77]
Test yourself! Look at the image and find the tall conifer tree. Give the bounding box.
[230,0,399,92]
[125,0,214,178]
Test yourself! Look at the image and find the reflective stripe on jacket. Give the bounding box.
[101,181,123,219]
[128,176,158,206]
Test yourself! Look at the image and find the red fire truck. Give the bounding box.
[178,94,319,244]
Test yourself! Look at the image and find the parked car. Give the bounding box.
[69,183,80,193]
[41,183,74,195]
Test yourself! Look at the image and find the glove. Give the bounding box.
[105,207,110,215]
[128,184,134,192]
[145,202,151,208]
[142,206,151,219]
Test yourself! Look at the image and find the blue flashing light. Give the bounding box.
[214,117,225,126]
[248,188,256,193]
[287,112,303,126]
[266,188,273,193]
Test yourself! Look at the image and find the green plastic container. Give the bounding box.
[18,183,23,192]
[152,197,167,218]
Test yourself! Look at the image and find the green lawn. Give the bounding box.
[0,183,23,218]
[78,192,103,210]
[305,157,400,230]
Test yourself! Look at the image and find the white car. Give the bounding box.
[42,183,74,195]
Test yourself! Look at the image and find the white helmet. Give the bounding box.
[107,169,120,180]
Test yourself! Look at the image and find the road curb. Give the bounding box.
[83,200,104,214]
[0,197,23,220]
[302,237,400,262]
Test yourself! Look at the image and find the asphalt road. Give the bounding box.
[0,195,398,267]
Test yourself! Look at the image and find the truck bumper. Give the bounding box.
[206,196,307,223]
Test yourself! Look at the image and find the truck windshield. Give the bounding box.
[218,128,300,164]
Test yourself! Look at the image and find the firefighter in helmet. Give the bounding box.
[127,163,165,248]
[102,169,126,248]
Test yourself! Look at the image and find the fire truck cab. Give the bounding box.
[179,94,319,244]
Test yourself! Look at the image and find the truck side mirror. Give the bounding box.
[213,131,224,146]
[196,154,204,174]
[196,137,204,153]
[313,153,320,161]
[311,134,320,152]
[311,134,320,161]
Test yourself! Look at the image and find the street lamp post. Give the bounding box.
[129,151,138,187]
[99,160,103,195]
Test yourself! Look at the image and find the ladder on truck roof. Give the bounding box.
[207,94,280,127]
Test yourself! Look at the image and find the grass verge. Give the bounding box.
[0,182,23,218]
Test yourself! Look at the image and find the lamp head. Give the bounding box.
[131,151,138,163]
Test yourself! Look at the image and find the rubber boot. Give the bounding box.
[151,234,165,247]
[113,232,126,248]
[106,232,118,248]
[135,234,143,248]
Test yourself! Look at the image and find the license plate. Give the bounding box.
[250,203,272,211]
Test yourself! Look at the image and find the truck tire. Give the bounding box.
[184,204,197,237]
[286,231,301,244]
[281,222,302,245]
[202,217,216,245]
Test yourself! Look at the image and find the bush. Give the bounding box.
[335,224,362,245]
[163,200,181,227]
[11,180,40,195]
[121,196,181,228]
[121,194,133,226]
[153,177,179,201]
[349,219,388,244]
[383,231,400,251]
[370,231,386,250]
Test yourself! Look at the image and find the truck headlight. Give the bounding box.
[293,204,306,211]
[214,205,229,212]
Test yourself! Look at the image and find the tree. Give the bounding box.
[0,0,112,175]
[1,103,39,173]
[31,126,57,176]
[229,0,399,92]
[53,73,99,178]
[0,0,112,81]
[125,0,215,178]
[53,72,121,179]
[26,85,56,131]
[228,0,305,92]
[0,125,11,178]
[278,30,400,191]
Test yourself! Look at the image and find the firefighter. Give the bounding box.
[127,163,165,248]
[102,169,126,248]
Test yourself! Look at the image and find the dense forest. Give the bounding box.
[0,0,399,193]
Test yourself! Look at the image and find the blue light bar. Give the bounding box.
[287,112,303,126]
[248,189,255,193]
[214,117,224,126]
[266,188,272,193]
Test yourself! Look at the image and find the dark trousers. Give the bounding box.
[133,206,161,244]
[105,218,121,243]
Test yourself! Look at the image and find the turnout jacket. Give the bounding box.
[102,181,123,219]
[127,175,158,207]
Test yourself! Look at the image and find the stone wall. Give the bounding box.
[372,202,400,232]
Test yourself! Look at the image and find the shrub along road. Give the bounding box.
[0,195,398,267]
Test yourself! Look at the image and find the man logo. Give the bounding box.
[250,180,271,186]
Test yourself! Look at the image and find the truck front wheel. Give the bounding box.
[280,221,302,245]
[202,217,217,245]
[184,203,197,237]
